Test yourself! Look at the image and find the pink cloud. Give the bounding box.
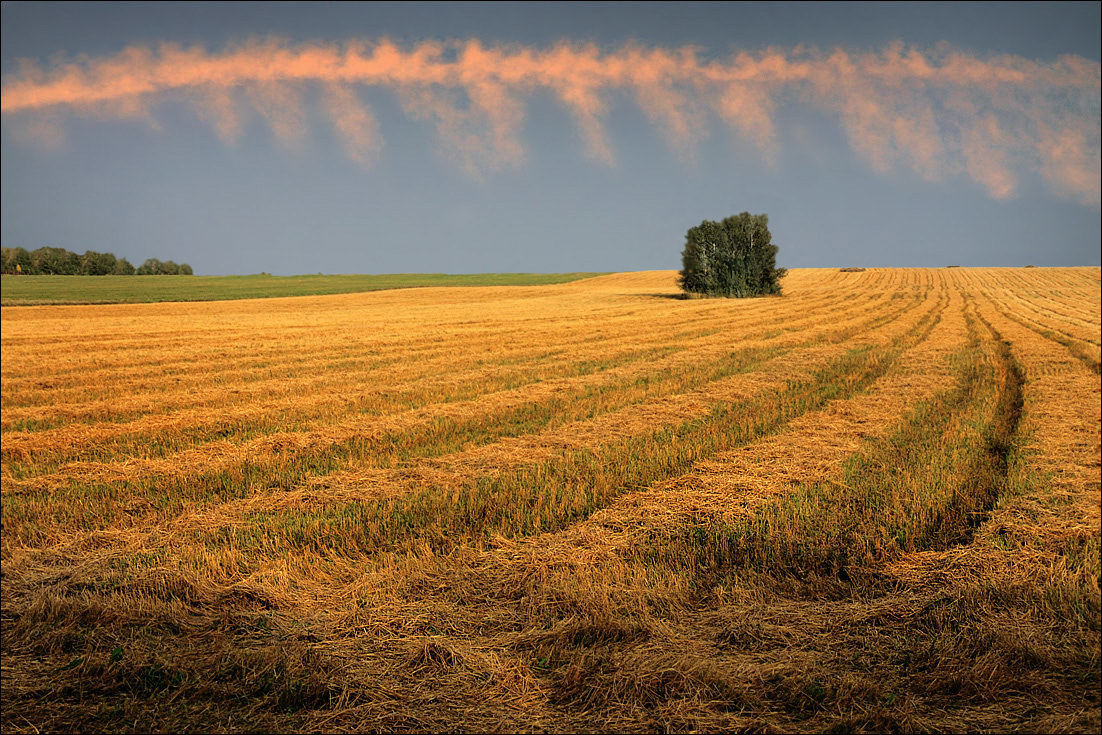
[1,39,1098,204]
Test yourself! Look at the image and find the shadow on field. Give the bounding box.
[642,292,693,300]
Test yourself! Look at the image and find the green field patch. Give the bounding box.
[1,272,608,305]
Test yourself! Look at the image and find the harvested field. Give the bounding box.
[1,267,1099,733]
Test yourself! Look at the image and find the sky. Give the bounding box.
[1,1,1099,275]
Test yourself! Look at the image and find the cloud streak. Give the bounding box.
[2,38,1099,203]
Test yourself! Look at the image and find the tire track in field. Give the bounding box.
[885,283,1101,588]
[989,268,1100,326]
[585,286,970,542]
[960,269,1100,342]
[1007,290,1101,337]
[973,271,1100,343]
[660,288,1030,591]
[979,289,1101,373]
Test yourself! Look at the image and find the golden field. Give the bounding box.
[1,268,1099,733]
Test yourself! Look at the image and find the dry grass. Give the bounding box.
[2,267,1098,733]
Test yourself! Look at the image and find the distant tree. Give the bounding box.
[3,247,187,275]
[0,247,26,274]
[136,258,163,275]
[134,258,193,275]
[679,212,786,298]
[80,250,118,275]
[30,246,81,275]
[11,247,34,274]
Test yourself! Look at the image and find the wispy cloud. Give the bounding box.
[2,38,1098,204]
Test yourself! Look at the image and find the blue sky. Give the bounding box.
[2,1,1099,274]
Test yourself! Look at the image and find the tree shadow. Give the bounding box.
[641,292,692,300]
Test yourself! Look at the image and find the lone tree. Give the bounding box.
[679,212,786,297]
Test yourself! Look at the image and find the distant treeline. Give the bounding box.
[1,247,193,275]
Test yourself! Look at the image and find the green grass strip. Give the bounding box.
[0,272,607,306]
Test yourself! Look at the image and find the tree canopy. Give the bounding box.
[679,212,786,297]
[1,247,190,275]
[136,258,193,275]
